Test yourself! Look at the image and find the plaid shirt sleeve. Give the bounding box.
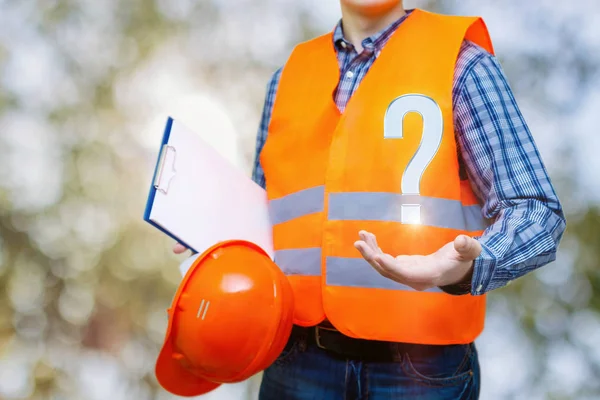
[251,68,282,190]
[452,43,566,296]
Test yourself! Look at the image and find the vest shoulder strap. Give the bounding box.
[276,32,339,105]
[417,9,495,55]
[292,32,334,55]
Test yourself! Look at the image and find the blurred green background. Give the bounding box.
[0,0,598,399]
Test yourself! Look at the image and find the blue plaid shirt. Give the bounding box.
[251,11,566,296]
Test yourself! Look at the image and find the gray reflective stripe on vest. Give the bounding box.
[274,248,321,276]
[328,193,487,231]
[269,186,325,225]
[326,257,443,292]
[274,250,443,291]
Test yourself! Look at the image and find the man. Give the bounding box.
[176,1,565,398]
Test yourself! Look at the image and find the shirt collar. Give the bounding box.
[333,9,413,53]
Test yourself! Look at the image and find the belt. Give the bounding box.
[290,324,449,362]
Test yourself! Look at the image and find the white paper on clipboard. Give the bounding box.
[146,118,274,274]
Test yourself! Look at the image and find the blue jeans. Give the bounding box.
[259,330,480,399]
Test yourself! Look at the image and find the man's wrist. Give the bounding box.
[438,261,474,295]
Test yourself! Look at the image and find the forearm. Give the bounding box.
[470,198,566,295]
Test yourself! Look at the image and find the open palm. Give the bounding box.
[354,230,482,291]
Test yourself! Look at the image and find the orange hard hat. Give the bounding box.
[155,240,294,397]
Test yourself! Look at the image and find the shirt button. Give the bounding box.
[476,284,483,293]
[346,71,355,79]
[340,41,347,49]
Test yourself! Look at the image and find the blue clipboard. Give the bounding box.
[143,117,197,254]
[142,116,274,261]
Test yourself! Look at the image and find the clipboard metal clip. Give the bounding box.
[153,145,177,194]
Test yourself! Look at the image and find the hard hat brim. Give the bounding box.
[155,332,221,397]
[155,243,224,397]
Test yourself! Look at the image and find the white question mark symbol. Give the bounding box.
[383,94,444,224]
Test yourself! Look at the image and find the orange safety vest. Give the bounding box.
[260,9,495,344]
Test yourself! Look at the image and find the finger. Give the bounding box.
[354,240,384,270]
[374,253,402,274]
[366,232,381,253]
[354,240,376,262]
[369,252,412,283]
[453,235,482,261]
[359,231,381,254]
[358,231,371,247]
[173,243,188,254]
